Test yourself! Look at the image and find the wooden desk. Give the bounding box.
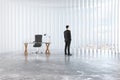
[24,42,50,54]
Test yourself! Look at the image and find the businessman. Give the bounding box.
[64,25,72,56]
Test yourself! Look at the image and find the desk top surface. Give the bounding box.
[26,42,50,44]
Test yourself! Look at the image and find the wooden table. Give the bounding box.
[24,42,50,54]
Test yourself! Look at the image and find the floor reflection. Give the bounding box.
[45,52,50,57]
[73,50,120,60]
[65,55,70,62]
[24,52,28,63]
[20,51,120,80]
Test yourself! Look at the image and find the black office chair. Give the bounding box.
[33,35,42,54]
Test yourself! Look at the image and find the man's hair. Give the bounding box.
[66,25,69,28]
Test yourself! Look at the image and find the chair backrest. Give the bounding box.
[35,35,42,42]
[33,35,42,47]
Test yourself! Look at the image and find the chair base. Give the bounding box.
[35,51,43,54]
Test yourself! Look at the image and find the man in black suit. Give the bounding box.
[64,25,72,56]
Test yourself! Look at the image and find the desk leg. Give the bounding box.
[45,43,50,54]
[24,43,28,53]
[24,43,28,63]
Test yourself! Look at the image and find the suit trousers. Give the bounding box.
[65,41,71,54]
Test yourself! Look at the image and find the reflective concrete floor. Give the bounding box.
[0,51,120,80]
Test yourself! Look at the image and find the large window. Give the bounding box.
[0,0,119,53]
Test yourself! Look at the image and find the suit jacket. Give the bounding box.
[64,30,71,41]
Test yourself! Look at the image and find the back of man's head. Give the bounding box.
[66,25,69,29]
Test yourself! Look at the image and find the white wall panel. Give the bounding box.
[0,0,119,53]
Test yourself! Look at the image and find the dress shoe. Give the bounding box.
[68,54,72,56]
[65,53,67,55]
